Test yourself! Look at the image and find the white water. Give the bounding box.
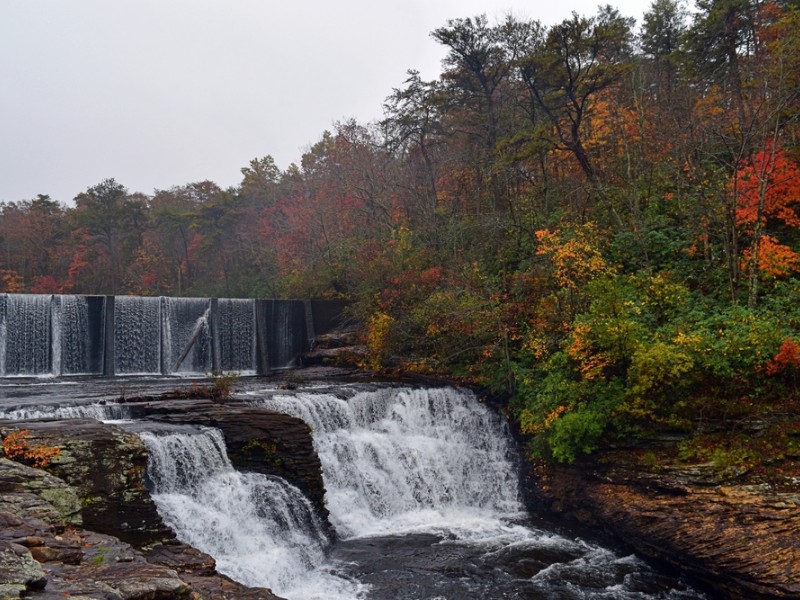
[163,297,212,374]
[251,387,524,539]
[0,294,52,376]
[52,295,94,375]
[0,401,127,422]
[268,300,303,369]
[1,382,703,598]
[247,386,702,599]
[114,296,162,374]
[216,298,257,373]
[139,427,365,600]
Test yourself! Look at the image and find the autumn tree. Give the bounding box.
[518,7,635,186]
[735,144,800,303]
[71,179,147,294]
[0,196,70,291]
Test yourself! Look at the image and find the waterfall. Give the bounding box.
[267,300,305,370]
[3,380,704,598]
[215,299,256,373]
[0,294,331,378]
[251,386,523,539]
[114,296,162,374]
[163,297,212,374]
[0,294,52,376]
[138,427,365,600]
[0,401,128,422]
[52,295,91,375]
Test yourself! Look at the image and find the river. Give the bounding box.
[0,377,705,599]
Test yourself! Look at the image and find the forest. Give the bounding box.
[2,0,800,463]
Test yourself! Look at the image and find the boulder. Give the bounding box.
[1,420,172,547]
[0,540,47,596]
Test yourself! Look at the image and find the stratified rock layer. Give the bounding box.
[1,419,171,547]
[120,397,330,525]
[0,423,283,599]
[529,457,800,599]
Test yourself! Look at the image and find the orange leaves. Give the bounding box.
[535,223,613,290]
[735,146,800,229]
[765,338,800,376]
[2,430,61,468]
[0,269,25,293]
[740,235,800,277]
[734,144,800,277]
[566,322,611,380]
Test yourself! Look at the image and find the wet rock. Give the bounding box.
[0,540,47,594]
[77,562,192,599]
[0,457,82,527]
[0,420,173,547]
[0,421,286,600]
[530,457,800,598]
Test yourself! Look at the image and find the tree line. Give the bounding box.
[3,0,800,461]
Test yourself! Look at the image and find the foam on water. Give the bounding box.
[252,386,523,540]
[0,402,127,422]
[139,427,366,600]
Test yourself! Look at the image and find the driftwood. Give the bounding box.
[173,313,209,371]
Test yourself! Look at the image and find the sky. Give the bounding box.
[1,0,651,204]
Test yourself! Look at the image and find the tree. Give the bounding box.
[0,195,69,290]
[518,7,635,184]
[240,156,281,208]
[640,0,688,99]
[71,179,147,294]
[432,15,537,213]
[735,144,800,302]
[684,0,755,126]
[382,70,443,219]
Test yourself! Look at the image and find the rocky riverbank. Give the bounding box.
[0,411,292,598]
[526,448,800,599]
[1,371,799,599]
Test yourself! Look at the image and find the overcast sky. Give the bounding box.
[1,0,651,204]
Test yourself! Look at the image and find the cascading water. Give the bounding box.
[0,401,128,422]
[0,377,704,598]
[52,295,91,375]
[215,298,257,373]
[246,386,703,599]
[267,300,305,370]
[138,426,366,600]
[255,387,522,538]
[0,294,322,378]
[0,294,52,376]
[162,297,212,374]
[114,296,162,375]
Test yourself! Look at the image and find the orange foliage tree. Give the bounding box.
[734,144,800,301]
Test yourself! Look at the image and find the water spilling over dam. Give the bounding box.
[0,293,344,377]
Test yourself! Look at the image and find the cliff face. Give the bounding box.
[528,455,800,599]
[119,397,329,526]
[0,419,284,599]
